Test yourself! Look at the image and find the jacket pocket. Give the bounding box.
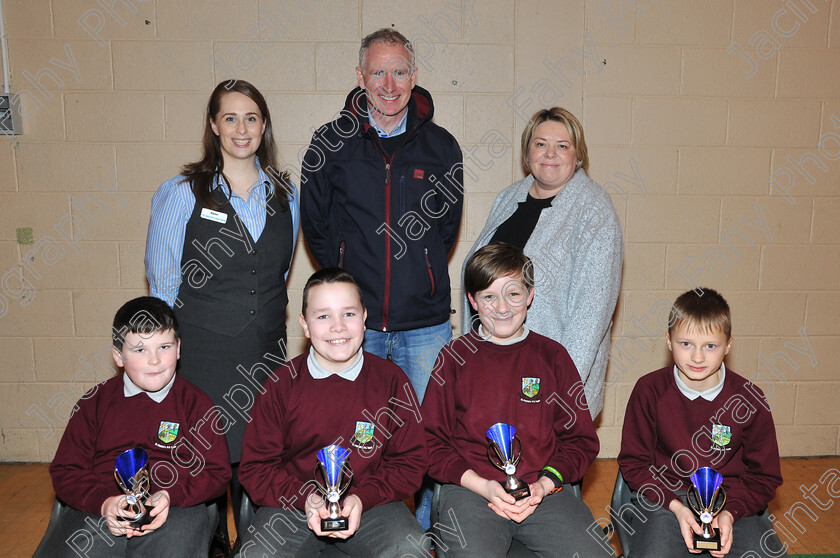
[424,246,435,297]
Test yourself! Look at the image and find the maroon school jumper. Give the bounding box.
[50,374,231,514]
[618,366,783,521]
[239,351,427,511]
[421,330,599,486]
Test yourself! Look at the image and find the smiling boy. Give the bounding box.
[618,288,788,557]
[48,296,231,558]
[238,268,428,557]
[420,243,606,557]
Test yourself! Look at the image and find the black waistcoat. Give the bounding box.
[176,184,293,337]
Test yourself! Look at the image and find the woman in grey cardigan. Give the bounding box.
[463,107,623,418]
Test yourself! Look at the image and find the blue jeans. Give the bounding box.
[364,320,452,532]
[363,320,452,404]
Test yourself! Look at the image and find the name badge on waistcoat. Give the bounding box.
[200,207,228,224]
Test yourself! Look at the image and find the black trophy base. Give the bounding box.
[694,533,721,551]
[125,511,152,530]
[321,516,348,531]
[506,485,531,501]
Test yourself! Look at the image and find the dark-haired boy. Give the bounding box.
[420,242,606,557]
[48,296,231,557]
[238,268,428,557]
[618,288,788,557]
[50,296,231,558]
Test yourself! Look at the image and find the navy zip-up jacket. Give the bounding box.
[300,86,463,331]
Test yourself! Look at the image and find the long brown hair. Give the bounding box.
[182,80,291,211]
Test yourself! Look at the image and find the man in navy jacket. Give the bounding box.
[300,27,463,407]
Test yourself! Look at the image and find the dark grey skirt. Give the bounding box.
[176,319,287,463]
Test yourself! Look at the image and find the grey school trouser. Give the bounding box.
[53,504,211,558]
[237,501,430,557]
[435,484,613,558]
[626,492,789,558]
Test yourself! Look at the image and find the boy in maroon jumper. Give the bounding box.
[618,288,788,557]
[421,243,607,557]
[237,269,428,557]
[48,296,231,558]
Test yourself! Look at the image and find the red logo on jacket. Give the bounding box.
[414,169,424,180]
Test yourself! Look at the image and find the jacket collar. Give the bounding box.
[343,85,435,137]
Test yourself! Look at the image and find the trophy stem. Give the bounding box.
[504,475,531,500]
[321,499,348,531]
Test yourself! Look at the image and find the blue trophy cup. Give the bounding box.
[486,423,531,500]
[313,445,353,531]
[114,448,152,529]
[686,467,727,551]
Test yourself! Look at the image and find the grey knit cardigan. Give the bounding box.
[461,169,624,418]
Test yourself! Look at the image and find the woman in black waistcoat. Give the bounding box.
[145,80,298,555]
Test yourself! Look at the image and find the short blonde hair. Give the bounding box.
[521,107,589,175]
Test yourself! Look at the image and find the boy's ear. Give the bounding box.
[175,338,181,360]
[112,346,125,368]
[665,331,672,351]
[526,287,535,307]
[467,293,478,312]
[724,336,733,355]
[363,308,368,329]
[299,314,310,339]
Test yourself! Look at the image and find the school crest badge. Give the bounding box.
[352,421,375,449]
[158,421,179,444]
[711,424,731,447]
[521,377,540,399]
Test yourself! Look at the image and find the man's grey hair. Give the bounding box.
[358,27,416,71]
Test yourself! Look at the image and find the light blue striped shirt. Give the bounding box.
[145,163,299,306]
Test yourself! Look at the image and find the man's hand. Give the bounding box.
[669,499,704,554]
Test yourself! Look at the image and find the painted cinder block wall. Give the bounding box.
[1,0,838,462]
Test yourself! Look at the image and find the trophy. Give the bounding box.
[114,448,152,529]
[686,467,727,551]
[486,423,531,500]
[313,445,353,531]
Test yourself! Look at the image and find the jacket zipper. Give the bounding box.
[338,241,345,268]
[424,246,435,296]
[383,160,392,330]
[369,125,413,332]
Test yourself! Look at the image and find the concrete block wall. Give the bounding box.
[1,0,838,462]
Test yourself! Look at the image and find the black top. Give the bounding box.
[490,193,555,250]
[378,133,404,158]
